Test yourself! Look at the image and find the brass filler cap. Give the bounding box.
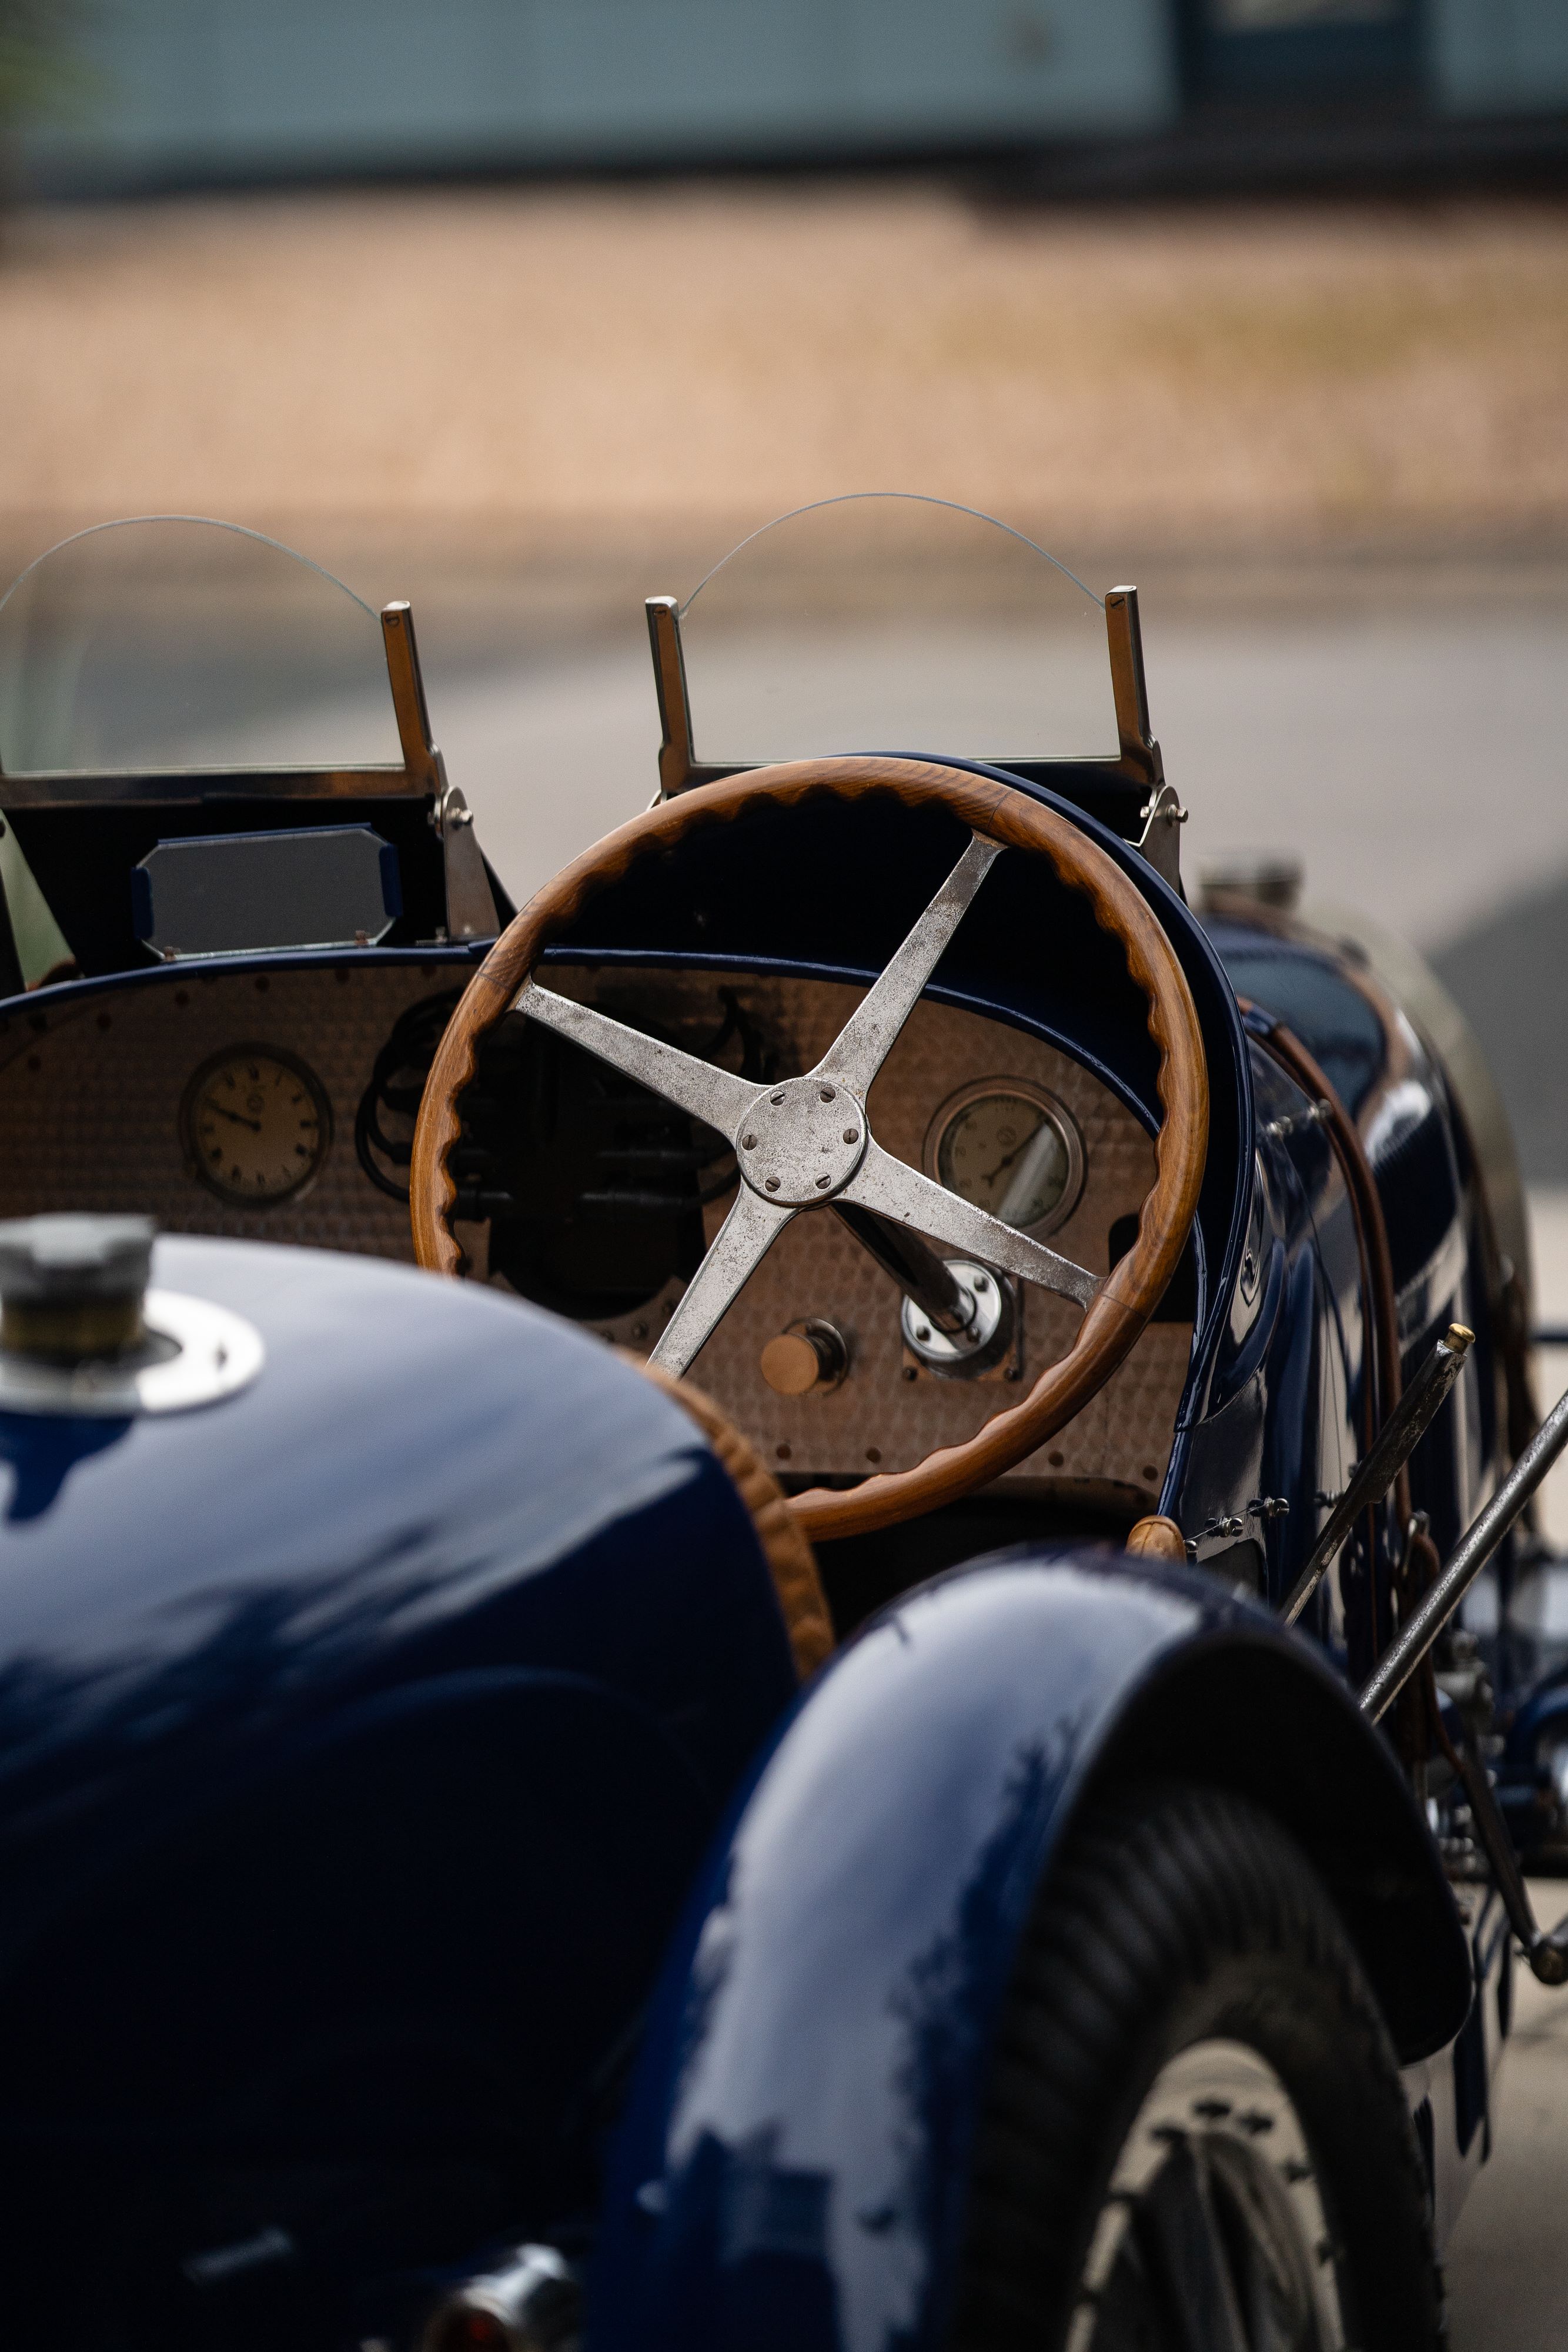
[0,1213,155,1364]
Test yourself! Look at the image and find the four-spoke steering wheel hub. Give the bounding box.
[737,1077,868,1208]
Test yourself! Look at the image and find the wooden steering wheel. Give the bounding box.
[411,757,1208,1541]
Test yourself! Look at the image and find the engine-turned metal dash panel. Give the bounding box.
[0,963,454,1257]
[0,957,1193,1514]
[541,965,1192,1512]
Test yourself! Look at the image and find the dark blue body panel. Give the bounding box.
[590,1556,1470,2352]
[0,1237,798,2209]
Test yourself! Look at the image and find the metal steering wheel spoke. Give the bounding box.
[516,980,761,1136]
[814,833,1003,1097]
[648,1187,797,1376]
[842,1139,1101,1311]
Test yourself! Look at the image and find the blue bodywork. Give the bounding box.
[591,1558,1469,2352]
[0,761,1513,2340]
[0,1236,797,2328]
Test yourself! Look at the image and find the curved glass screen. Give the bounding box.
[678,493,1118,767]
[0,516,403,777]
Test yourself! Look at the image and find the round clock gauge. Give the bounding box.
[182,1045,332,1207]
[925,1080,1084,1238]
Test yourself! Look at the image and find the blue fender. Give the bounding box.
[589,1551,1470,2352]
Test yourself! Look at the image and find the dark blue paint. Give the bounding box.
[1212,920,1485,1578]
[0,936,487,1030]
[0,1235,798,2190]
[590,1554,1469,2352]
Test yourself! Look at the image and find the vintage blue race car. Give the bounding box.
[0,495,1560,2351]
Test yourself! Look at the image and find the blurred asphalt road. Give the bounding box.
[1446,1885,1568,2351]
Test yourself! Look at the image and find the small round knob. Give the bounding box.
[759,1319,848,1396]
[0,1213,155,1365]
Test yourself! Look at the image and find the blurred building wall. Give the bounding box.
[1430,0,1568,115]
[24,0,1176,193]
[21,0,1568,198]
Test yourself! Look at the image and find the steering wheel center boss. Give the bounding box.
[735,1075,868,1205]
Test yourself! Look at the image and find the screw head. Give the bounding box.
[771,1090,785,1106]
[819,1085,835,1102]
[741,1132,757,1150]
[815,1174,831,1190]
[842,1127,859,1144]
[764,1176,780,1192]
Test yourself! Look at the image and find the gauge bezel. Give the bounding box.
[180,1041,334,1209]
[922,1077,1085,1240]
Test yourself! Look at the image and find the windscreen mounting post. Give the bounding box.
[647,595,698,797]
[383,602,497,944]
[1105,588,1161,795]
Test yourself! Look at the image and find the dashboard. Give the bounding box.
[0,957,1192,1521]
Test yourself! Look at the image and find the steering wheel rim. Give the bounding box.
[411,757,1208,1541]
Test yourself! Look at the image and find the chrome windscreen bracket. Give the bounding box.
[434,776,499,943]
[1136,782,1189,895]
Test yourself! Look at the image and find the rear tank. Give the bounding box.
[0,1234,797,2343]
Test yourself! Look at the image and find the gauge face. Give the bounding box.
[182,1046,332,1207]
[929,1083,1082,1235]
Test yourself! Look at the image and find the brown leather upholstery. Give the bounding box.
[635,1357,835,1680]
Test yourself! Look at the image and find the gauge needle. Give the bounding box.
[208,1103,262,1134]
[997,1125,1063,1229]
[980,1133,1032,1189]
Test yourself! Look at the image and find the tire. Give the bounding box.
[951,1782,1441,2352]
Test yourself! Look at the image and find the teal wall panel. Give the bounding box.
[24,0,1178,192]
[1429,0,1568,113]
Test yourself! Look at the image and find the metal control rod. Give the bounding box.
[1360,1377,1568,1724]
[833,1200,976,1337]
[1279,1324,1473,1627]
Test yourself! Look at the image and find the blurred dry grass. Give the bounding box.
[2,180,1566,579]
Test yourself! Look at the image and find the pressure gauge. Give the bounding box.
[925,1080,1083,1237]
[182,1045,332,1207]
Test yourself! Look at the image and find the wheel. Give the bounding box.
[953,1783,1440,2352]
[410,755,1208,1541]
